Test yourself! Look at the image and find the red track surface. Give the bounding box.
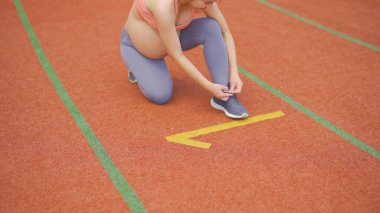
[1,0,379,212]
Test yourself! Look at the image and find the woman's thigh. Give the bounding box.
[120,29,173,104]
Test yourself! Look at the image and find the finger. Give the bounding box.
[216,94,228,101]
[228,83,236,93]
[220,96,229,101]
[221,87,234,95]
[234,83,242,93]
[221,85,229,92]
[233,87,241,93]
[222,92,233,97]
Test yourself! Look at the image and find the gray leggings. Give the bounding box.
[120,18,229,104]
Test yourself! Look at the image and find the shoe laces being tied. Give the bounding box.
[228,95,248,115]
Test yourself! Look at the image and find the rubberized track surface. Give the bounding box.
[1,0,379,212]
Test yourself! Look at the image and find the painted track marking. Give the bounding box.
[13,0,147,212]
[239,66,380,160]
[166,111,285,149]
[258,0,380,52]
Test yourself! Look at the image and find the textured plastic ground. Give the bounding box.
[1,0,379,212]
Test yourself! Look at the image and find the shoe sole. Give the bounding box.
[210,98,249,119]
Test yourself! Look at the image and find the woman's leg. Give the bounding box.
[179,18,249,119]
[179,18,229,87]
[120,28,173,104]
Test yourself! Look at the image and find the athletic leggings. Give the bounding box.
[120,18,229,104]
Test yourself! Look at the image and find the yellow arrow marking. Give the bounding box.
[165,111,285,149]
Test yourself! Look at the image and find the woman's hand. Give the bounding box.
[228,72,243,94]
[206,83,233,101]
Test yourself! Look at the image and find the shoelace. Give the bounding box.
[229,95,241,106]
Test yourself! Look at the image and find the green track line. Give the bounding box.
[257,0,380,52]
[239,66,380,160]
[13,0,147,212]
[13,2,379,213]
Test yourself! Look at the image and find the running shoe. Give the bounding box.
[210,95,249,119]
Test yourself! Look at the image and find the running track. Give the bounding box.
[1,0,380,212]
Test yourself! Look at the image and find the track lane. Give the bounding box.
[266,0,380,48]
[4,0,380,211]
[1,1,130,212]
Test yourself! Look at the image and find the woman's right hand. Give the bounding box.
[206,83,233,101]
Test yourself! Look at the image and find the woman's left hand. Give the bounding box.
[228,72,243,94]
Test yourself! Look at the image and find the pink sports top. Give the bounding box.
[135,0,195,30]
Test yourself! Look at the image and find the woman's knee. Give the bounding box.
[150,91,172,105]
[201,18,222,35]
[140,84,173,105]
[148,90,173,105]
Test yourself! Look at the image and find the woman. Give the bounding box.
[120,0,249,119]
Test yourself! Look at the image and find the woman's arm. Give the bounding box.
[153,1,232,100]
[204,3,243,93]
